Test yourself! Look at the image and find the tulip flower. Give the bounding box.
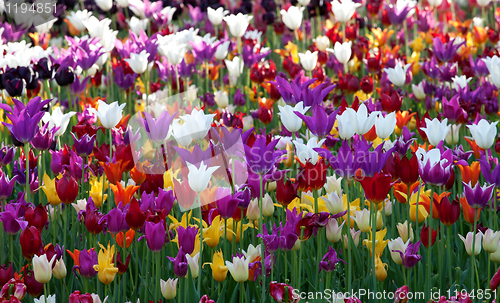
[326,218,344,243]
[345,103,381,136]
[375,112,396,139]
[298,50,318,72]
[343,228,361,250]
[437,195,460,226]
[467,119,498,150]
[359,172,393,204]
[363,228,389,256]
[415,147,454,186]
[33,254,56,283]
[412,82,426,100]
[89,100,126,129]
[160,278,178,300]
[396,221,414,243]
[420,224,437,248]
[0,278,26,300]
[214,90,229,108]
[214,41,231,61]
[483,56,500,88]
[143,220,166,252]
[3,109,44,144]
[34,294,56,303]
[93,243,118,285]
[158,42,187,66]
[207,7,229,25]
[295,104,339,138]
[226,255,250,282]
[186,252,200,278]
[168,248,189,278]
[67,248,98,278]
[459,231,483,256]
[276,177,298,207]
[225,56,244,85]
[354,209,371,233]
[277,102,310,133]
[384,62,412,87]
[124,50,150,75]
[320,190,343,215]
[52,258,67,280]
[223,13,253,38]
[186,161,219,194]
[280,6,304,31]
[331,0,361,23]
[328,41,352,65]
[419,118,450,146]
[432,38,464,63]
[175,226,198,255]
[388,237,410,265]
[393,240,422,269]
[313,36,330,51]
[20,226,42,260]
[319,246,345,273]
[462,181,495,209]
[483,229,500,253]
[42,107,76,137]
[206,250,228,282]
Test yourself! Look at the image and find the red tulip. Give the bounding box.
[0,263,13,288]
[23,270,43,297]
[296,159,328,192]
[276,177,298,207]
[396,154,419,186]
[491,266,500,291]
[381,91,402,113]
[84,208,104,236]
[360,75,373,94]
[19,226,42,260]
[437,195,460,226]
[0,278,26,300]
[269,281,296,303]
[24,204,48,231]
[125,197,146,231]
[358,172,393,204]
[116,252,131,274]
[56,172,78,204]
[172,178,195,210]
[69,290,94,303]
[420,224,437,248]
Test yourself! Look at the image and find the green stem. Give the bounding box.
[259,174,266,303]
[344,178,352,291]
[427,186,434,301]
[371,201,377,297]
[471,209,478,292]
[24,144,30,203]
[240,282,245,303]
[197,195,203,294]
[447,226,453,286]
[155,252,160,302]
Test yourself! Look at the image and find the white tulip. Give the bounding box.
[412,82,426,100]
[115,0,129,8]
[159,43,187,66]
[280,6,305,31]
[326,218,344,243]
[186,161,219,193]
[336,110,356,140]
[42,107,76,137]
[127,16,148,36]
[215,41,231,60]
[483,56,500,88]
[445,124,460,145]
[171,119,192,147]
[89,100,126,129]
[223,13,253,38]
[178,108,216,141]
[375,112,396,140]
[427,0,443,7]
[477,0,491,6]
[66,10,92,32]
[277,101,310,133]
[293,137,326,165]
[124,50,149,74]
[419,118,450,146]
[388,238,410,265]
[35,295,56,303]
[298,50,318,72]
[483,229,500,253]
[225,56,244,85]
[345,103,380,135]
[214,90,229,108]
[320,190,344,215]
[354,209,371,233]
[186,253,200,278]
[451,75,472,90]
[384,63,412,87]
[467,119,499,150]
[313,35,330,52]
[328,41,352,65]
[95,0,113,11]
[207,7,229,26]
[459,231,483,256]
[331,0,361,23]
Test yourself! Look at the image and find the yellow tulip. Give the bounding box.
[342,196,361,228]
[93,242,118,285]
[89,175,108,208]
[168,210,195,230]
[42,173,61,206]
[224,218,252,243]
[363,228,388,257]
[375,254,388,282]
[409,37,424,52]
[204,250,229,283]
[203,216,224,248]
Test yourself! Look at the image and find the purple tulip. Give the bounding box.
[319,247,346,273]
[72,133,96,157]
[315,140,361,180]
[176,226,198,255]
[100,203,129,235]
[257,224,279,253]
[31,124,57,151]
[141,111,176,143]
[0,145,15,166]
[0,204,27,235]
[189,40,220,62]
[3,109,44,144]
[442,95,467,123]
[357,143,396,177]
[462,182,495,209]
[113,65,137,90]
[415,144,457,186]
[168,247,189,278]
[393,241,422,269]
[269,76,335,108]
[155,189,175,217]
[294,104,340,138]
[432,37,464,63]
[244,136,286,175]
[144,220,166,252]
[386,4,412,25]
[480,156,500,188]
[215,188,243,219]
[0,173,18,201]
[242,44,271,68]
[74,249,98,278]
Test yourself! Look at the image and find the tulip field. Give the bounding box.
[3,0,500,302]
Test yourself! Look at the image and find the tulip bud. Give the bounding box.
[52,259,67,280]
[483,229,500,253]
[20,226,42,261]
[0,263,14,287]
[266,181,277,192]
[326,219,344,243]
[246,199,260,221]
[292,239,301,251]
[490,246,500,263]
[376,211,384,230]
[24,271,43,297]
[186,253,200,279]
[459,231,483,256]
[384,200,393,216]
[33,254,56,283]
[375,255,387,282]
[420,224,438,248]
[160,278,178,300]
[214,90,229,108]
[397,221,414,243]
[445,124,460,145]
[354,209,371,233]
[262,194,275,217]
[343,229,361,250]
[324,175,342,195]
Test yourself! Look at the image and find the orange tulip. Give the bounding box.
[110,182,139,206]
[130,166,146,185]
[458,162,481,187]
[114,229,136,248]
[395,111,416,135]
[394,181,420,204]
[101,161,127,185]
[464,137,484,159]
[460,196,481,224]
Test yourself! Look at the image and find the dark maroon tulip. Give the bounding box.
[19,226,42,260]
[24,204,48,231]
[24,270,43,297]
[0,263,13,288]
